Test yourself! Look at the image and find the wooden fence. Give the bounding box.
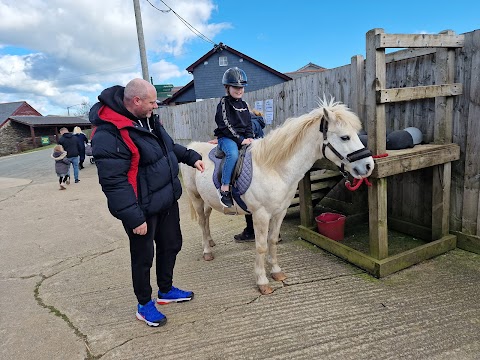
[158,29,480,251]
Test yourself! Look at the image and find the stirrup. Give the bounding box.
[223,206,238,215]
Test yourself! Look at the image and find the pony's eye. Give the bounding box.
[340,136,350,141]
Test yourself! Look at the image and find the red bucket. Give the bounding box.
[315,212,346,241]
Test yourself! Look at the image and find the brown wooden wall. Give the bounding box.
[158,29,480,240]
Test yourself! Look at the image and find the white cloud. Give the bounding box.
[0,0,229,114]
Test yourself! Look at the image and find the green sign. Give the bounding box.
[41,136,50,145]
[154,84,173,92]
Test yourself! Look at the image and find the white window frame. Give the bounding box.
[219,56,228,66]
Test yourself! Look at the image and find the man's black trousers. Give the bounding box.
[124,202,182,305]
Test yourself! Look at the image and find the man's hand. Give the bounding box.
[194,160,205,173]
[207,139,218,144]
[133,222,147,235]
[241,138,253,145]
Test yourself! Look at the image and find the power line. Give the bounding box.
[144,0,216,45]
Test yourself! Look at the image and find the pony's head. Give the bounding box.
[251,97,374,179]
[318,98,374,179]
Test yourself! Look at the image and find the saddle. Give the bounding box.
[208,145,253,212]
[213,145,249,186]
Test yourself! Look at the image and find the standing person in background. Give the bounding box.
[51,144,71,190]
[89,78,205,327]
[73,126,88,169]
[58,127,81,184]
[214,67,253,208]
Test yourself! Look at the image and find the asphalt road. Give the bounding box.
[0,147,94,184]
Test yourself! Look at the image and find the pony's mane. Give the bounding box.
[251,98,362,169]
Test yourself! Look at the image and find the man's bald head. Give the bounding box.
[124,78,156,101]
[123,78,158,119]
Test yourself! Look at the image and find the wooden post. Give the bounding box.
[30,126,36,148]
[366,28,389,259]
[432,30,456,240]
[434,30,455,143]
[432,163,452,239]
[366,28,387,155]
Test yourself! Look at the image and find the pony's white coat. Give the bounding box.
[181,99,374,293]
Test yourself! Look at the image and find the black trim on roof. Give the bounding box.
[186,43,291,81]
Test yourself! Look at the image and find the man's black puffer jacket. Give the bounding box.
[89,85,201,230]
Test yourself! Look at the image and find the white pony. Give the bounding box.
[181,98,374,294]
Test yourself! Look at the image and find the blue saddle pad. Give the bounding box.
[208,147,253,195]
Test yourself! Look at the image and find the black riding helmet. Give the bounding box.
[222,67,248,87]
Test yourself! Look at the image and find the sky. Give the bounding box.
[0,0,478,116]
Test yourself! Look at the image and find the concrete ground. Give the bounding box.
[0,155,479,360]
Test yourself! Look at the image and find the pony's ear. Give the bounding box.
[320,107,335,132]
[323,107,334,122]
[319,113,325,132]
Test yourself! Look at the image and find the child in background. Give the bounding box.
[213,67,253,207]
[51,144,71,190]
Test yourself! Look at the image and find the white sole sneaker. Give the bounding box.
[135,312,167,327]
[217,189,233,208]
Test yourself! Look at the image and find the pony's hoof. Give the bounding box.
[203,253,214,261]
[271,272,287,282]
[258,285,273,295]
[209,239,216,247]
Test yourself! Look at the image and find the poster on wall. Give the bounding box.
[254,100,263,113]
[264,99,274,125]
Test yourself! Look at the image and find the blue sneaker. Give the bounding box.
[157,286,194,305]
[136,300,167,327]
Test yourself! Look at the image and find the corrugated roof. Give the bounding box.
[0,101,24,123]
[9,116,90,127]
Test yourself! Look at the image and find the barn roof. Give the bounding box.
[9,115,90,127]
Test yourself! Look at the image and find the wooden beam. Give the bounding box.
[368,177,388,259]
[375,33,464,49]
[377,84,462,103]
[371,144,460,178]
[388,217,432,241]
[30,126,36,148]
[452,231,480,255]
[299,226,456,278]
[375,235,456,277]
[386,48,436,63]
[299,226,378,274]
[432,163,452,240]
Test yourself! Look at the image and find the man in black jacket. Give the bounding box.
[90,78,204,327]
[58,127,81,183]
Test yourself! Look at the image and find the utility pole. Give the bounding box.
[133,0,149,81]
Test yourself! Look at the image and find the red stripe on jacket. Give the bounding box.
[119,129,140,197]
[98,105,140,198]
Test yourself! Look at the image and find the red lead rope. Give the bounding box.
[344,153,388,191]
[345,177,372,191]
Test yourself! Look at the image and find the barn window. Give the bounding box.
[219,56,228,66]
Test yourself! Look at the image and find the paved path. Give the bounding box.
[0,151,479,359]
